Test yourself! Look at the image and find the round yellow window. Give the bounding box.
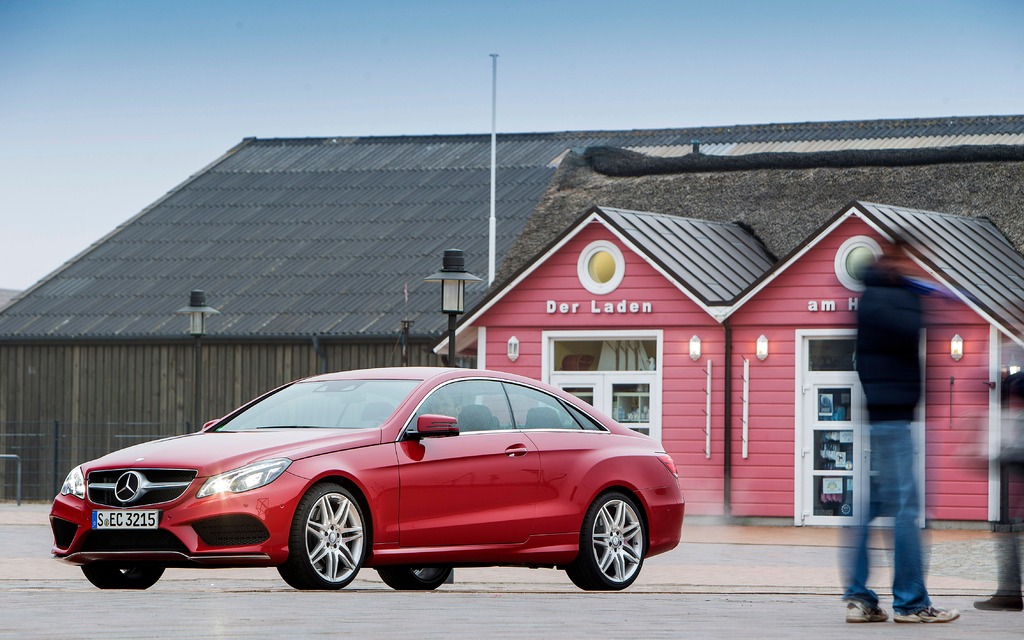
[588,250,617,284]
[578,240,625,294]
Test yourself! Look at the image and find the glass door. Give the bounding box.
[809,384,860,519]
[798,334,867,525]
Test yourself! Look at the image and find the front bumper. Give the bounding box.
[50,471,309,567]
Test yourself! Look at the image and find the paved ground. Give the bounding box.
[6,502,1024,639]
[0,501,1006,596]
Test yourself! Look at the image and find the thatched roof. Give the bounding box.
[497,145,1024,286]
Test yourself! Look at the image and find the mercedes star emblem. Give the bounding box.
[114,471,144,503]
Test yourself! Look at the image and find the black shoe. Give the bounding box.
[974,595,1024,611]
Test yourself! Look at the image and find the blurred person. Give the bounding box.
[842,241,960,624]
[975,370,1024,612]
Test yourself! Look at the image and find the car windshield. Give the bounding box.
[214,379,421,431]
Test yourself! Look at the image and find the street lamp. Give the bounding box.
[424,249,482,366]
[177,290,219,430]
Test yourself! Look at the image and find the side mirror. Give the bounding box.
[410,414,460,438]
[201,418,221,431]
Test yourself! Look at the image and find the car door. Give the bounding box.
[503,381,609,535]
[396,379,541,547]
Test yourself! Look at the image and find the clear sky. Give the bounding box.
[1,0,1022,291]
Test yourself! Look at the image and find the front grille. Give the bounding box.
[51,517,79,548]
[192,515,270,547]
[80,529,189,553]
[88,468,197,507]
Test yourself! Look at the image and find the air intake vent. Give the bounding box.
[193,514,270,547]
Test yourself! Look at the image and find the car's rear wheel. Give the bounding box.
[81,563,164,590]
[565,491,646,591]
[277,483,366,590]
[376,566,453,590]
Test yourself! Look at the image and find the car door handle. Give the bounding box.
[505,445,529,458]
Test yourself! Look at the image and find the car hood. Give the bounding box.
[83,428,383,477]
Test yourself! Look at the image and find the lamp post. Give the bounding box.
[177,290,219,430]
[424,249,482,366]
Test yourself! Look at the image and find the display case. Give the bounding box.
[612,383,650,424]
[813,475,854,517]
[814,429,854,471]
[817,387,852,421]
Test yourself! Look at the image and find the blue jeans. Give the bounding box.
[842,420,931,614]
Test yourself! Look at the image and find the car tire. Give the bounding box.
[277,482,367,590]
[565,491,646,591]
[81,563,164,590]
[376,566,453,590]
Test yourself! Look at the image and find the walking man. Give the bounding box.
[842,241,959,624]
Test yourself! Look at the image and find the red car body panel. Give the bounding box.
[50,367,684,578]
[395,433,541,547]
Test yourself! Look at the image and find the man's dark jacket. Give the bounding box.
[855,264,923,422]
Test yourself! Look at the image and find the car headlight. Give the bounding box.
[197,458,292,498]
[60,466,86,500]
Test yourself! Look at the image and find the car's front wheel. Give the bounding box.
[565,491,646,591]
[277,483,367,590]
[81,563,164,589]
[376,566,453,590]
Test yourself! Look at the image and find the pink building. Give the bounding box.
[451,202,1024,527]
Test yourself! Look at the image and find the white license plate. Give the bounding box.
[92,510,160,529]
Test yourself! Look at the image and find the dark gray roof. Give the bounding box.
[0,289,18,311]
[2,115,1023,340]
[594,207,774,304]
[854,202,1024,339]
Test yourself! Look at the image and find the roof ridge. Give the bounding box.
[244,115,1024,146]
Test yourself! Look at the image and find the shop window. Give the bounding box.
[835,236,882,292]
[816,387,852,421]
[553,339,656,372]
[612,383,650,423]
[808,339,856,372]
[814,476,854,517]
[577,240,625,294]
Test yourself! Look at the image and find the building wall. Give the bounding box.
[0,338,442,500]
[728,216,993,522]
[0,339,441,427]
[475,222,728,515]
[475,215,1000,523]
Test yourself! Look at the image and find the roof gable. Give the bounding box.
[855,202,1024,344]
[455,206,771,339]
[726,201,1024,345]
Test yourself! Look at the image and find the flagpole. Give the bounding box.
[488,53,498,286]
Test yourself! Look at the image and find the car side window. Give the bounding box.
[503,383,581,430]
[564,402,607,431]
[416,379,513,432]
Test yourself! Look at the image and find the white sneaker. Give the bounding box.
[893,606,960,623]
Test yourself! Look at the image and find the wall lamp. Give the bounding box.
[950,334,964,361]
[689,335,701,361]
[756,335,769,361]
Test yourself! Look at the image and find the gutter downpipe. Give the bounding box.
[723,318,733,518]
[311,335,328,374]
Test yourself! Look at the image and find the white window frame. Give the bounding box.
[543,329,663,442]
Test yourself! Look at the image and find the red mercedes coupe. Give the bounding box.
[50,367,684,591]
